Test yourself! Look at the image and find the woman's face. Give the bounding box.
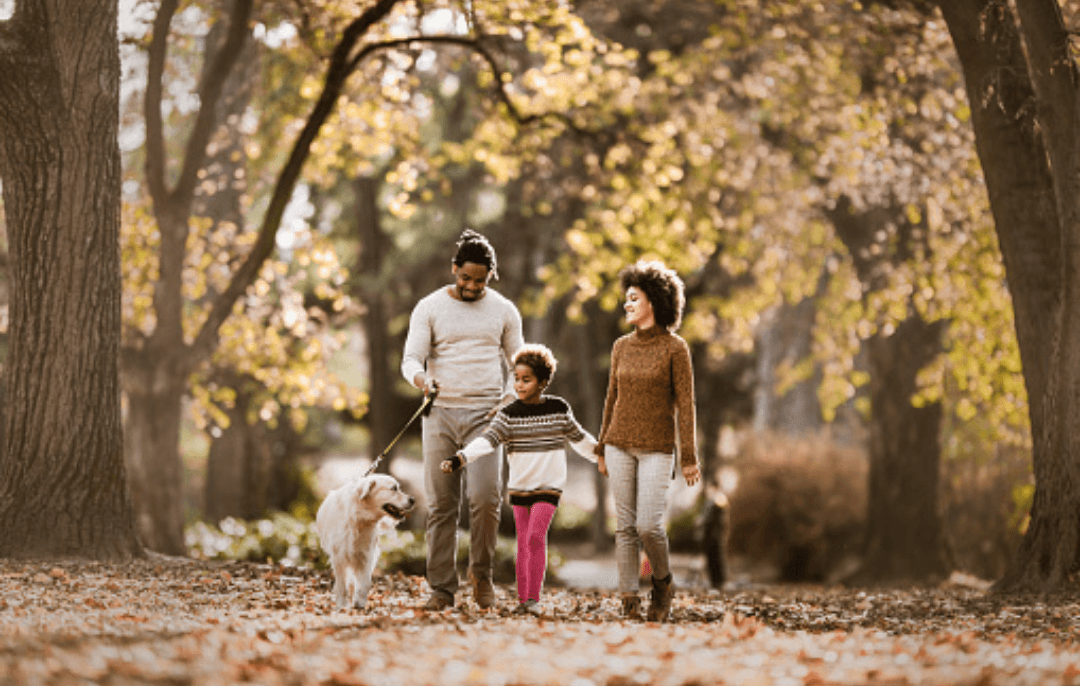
[624,286,655,329]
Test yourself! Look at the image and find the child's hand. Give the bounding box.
[441,454,464,473]
[597,454,608,477]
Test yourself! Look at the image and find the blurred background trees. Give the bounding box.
[3,0,1071,590]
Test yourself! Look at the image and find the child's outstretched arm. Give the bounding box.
[440,435,498,472]
[440,410,511,472]
[564,406,599,463]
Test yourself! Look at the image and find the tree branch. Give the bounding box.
[171,0,254,206]
[143,0,179,208]
[185,0,405,370]
[346,34,602,138]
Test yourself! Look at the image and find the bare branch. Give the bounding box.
[143,0,179,208]
[186,0,404,370]
[346,34,602,138]
[171,0,254,206]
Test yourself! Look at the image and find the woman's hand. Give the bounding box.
[682,464,700,486]
[597,454,608,477]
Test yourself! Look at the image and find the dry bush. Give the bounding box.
[727,431,868,582]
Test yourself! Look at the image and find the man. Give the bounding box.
[401,229,523,610]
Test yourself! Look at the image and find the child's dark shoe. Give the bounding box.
[621,594,642,620]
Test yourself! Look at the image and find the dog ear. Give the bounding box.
[355,477,375,501]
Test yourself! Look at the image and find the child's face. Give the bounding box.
[514,364,546,404]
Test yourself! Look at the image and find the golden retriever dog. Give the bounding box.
[315,473,415,610]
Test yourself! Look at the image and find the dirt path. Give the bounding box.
[2,557,1079,685]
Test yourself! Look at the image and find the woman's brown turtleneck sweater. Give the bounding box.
[595,326,698,468]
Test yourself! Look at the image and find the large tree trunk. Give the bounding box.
[850,316,949,583]
[937,0,1071,592]
[0,0,142,559]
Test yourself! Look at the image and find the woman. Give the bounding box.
[595,260,701,621]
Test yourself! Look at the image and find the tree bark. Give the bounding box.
[850,316,949,583]
[0,0,141,559]
[937,0,1076,592]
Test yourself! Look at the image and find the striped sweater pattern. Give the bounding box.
[460,396,598,506]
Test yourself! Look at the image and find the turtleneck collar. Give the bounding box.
[633,325,665,341]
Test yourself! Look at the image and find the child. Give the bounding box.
[441,343,598,616]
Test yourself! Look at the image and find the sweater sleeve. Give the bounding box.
[401,298,432,388]
[564,406,599,463]
[595,338,621,457]
[671,336,698,468]
[459,410,513,464]
[499,302,525,405]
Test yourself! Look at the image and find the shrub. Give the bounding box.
[726,431,867,582]
[185,514,563,584]
[186,511,326,569]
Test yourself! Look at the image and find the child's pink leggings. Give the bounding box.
[512,502,557,603]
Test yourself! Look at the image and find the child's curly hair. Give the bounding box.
[619,259,686,331]
[512,344,558,384]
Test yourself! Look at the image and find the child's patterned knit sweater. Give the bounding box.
[453,396,598,506]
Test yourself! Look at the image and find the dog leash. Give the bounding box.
[364,387,439,477]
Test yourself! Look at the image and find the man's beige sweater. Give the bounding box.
[596,326,698,468]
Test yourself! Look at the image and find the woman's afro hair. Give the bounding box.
[619,259,686,331]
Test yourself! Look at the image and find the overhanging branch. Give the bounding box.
[185,0,404,370]
[347,34,602,138]
[171,0,254,206]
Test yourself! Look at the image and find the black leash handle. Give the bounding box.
[364,387,438,476]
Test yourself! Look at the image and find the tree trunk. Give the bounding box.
[354,176,395,471]
[752,299,822,435]
[576,317,612,552]
[850,316,948,583]
[124,379,186,554]
[205,390,301,523]
[0,0,142,559]
[937,0,1073,592]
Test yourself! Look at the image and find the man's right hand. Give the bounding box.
[415,374,439,397]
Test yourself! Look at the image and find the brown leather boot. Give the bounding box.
[621,594,642,620]
[647,574,675,622]
[470,572,496,609]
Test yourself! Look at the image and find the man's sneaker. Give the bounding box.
[470,572,496,609]
[621,594,642,620]
[646,573,675,622]
[423,591,454,611]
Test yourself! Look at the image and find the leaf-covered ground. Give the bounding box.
[3,556,1080,685]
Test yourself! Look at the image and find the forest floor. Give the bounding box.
[3,556,1080,686]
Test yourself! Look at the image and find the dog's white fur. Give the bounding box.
[315,473,415,610]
